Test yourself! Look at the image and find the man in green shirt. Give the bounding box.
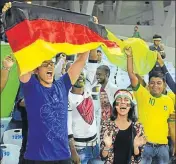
[132,26,141,38]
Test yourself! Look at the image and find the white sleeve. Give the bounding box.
[67,98,73,136]
[85,63,99,84]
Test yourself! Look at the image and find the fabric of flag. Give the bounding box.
[102,30,158,75]
[1,43,19,118]
[3,1,119,75]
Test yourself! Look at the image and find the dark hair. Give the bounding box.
[153,34,162,40]
[97,50,102,53]
[111,100,137,122]
[97,65,110,77]
[149,72,166,82]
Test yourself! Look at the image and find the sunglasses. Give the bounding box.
[41,61,55,67]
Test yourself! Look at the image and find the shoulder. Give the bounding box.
[162,94,173,103]
[101,118,115,129]
[21,74,38,88]
[133,121,144,131]
[55,73,72,90]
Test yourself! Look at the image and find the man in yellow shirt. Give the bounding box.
[125,47,175,164]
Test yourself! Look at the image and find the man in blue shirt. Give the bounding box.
[17,51,89,164]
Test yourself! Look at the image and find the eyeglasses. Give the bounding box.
[41,62,55,67]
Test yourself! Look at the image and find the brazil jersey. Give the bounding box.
[133,83,174,144]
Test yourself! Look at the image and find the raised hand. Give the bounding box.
[2,2,12,13]
[124,46,133,57]
[159,44,164,51]
[157,52,164,67]
[2,56,14,69]
[134,130,146,148]
[103,130,113,148]
[93,16,99,24]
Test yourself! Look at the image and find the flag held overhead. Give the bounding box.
[3,1,119,75]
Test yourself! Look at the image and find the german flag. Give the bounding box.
[3,1,119,75]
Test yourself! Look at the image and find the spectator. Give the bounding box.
[100,89,146,163]
[0,55,14,93]
[97,50,102,63]
[126,46,175,164]
[96,65,119,122]
[6,50,89,164]
[150,34,166,59]
[68,71,100,164]
[149,34,166,77]
[132,26,141,39]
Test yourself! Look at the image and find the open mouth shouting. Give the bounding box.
[46,70,53,79]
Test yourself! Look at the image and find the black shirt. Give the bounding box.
[113,123,132,164]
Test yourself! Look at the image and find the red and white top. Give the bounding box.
[68,89,97,142]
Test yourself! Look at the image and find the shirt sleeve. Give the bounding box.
[21,75,38,92]
[161,65,176,94]
[58,73,72,94]
[85,63,99,84]
[132,83,150,105]
[168,97,175,115]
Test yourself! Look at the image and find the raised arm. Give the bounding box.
[125,47,139,87]
[2,3,32,84]
[67,51,89,85]
[1,56,14,93]
[157,52,176,93]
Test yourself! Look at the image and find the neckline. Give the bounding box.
[115,121,132,131]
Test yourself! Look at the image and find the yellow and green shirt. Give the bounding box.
[133,83,174,144]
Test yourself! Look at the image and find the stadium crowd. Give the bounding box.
[0,2,175,164]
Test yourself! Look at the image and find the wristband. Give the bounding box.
[2,66,10,71]
[103,147,111,151]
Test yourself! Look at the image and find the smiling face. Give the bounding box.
[115,95,131,117]
[149,77,165,97]
[74,72,85,88]
[35,60,55,87]
[96,68,108,85]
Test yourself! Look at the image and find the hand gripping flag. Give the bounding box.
[3,1,119,75]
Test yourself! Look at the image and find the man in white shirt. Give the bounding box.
[68,71,100,164]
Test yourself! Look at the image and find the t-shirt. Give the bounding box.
[68,90,97,142]
[21,73,72,160]
[113,124,132,164]
[133,83,174,144]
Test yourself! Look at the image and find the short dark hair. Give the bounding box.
[111,100,137,122]
[149,72,166,82]
[97,50,102,53]
[97,65,110,77]
[153,34,162,40]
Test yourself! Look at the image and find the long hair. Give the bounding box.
[110,100,137,122]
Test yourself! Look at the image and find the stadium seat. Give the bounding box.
[0,117,12,139]
[2,129,22,147]
[0,144,20,164]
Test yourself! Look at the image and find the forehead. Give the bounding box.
[150,77,163,82]
[154,40,161,42]
[42,60,53,63]
[96,68,105,73]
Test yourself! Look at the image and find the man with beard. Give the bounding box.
[68,71,100,164]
